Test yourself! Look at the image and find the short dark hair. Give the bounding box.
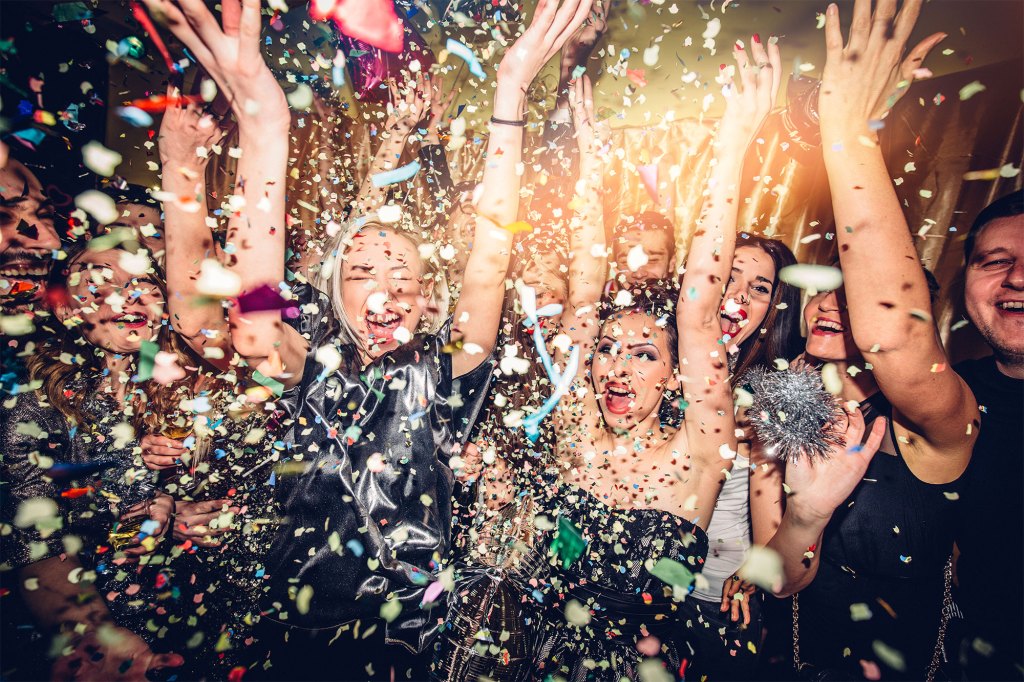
[613,211,676,260]
[964,190,1023,262]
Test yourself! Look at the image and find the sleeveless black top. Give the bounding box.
[796,393,964,679]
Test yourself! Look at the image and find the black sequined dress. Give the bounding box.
[527,482,710,682]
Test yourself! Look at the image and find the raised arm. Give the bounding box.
[818,0,976,461]
[143,0,307,388]
[674,38,781,481]
[158,83,233,369]
[351,74,430,218]
[550,74,609,445]
[450,0,594,378]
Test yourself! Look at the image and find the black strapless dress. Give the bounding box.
[528,482,710,682]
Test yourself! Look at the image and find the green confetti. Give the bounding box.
[958,80,986,101]
[650,557,695,590]
[380,598,402,623]
[135,340,159,382]
[872,639,906,672]
[253,370,284,397]
[296,584,314,615]
[550,516,587,569]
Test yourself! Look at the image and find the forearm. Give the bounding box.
[765,506,829,597]
[678,136,747,329]
[19,556,111,631]
[450,84,526,372]
[749,457,784,546]
[161,164,232,360]
[225,119,290,363]
[568,154,607,309]
[821,124,933,352]
[353,119,414,217]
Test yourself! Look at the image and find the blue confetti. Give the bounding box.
[371,159,420,188]
[445,38,486,80]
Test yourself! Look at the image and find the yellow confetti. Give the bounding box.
[503,221,533,234]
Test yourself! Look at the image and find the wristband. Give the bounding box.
[489,115,527,127]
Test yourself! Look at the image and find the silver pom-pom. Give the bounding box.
[741,363,844,462]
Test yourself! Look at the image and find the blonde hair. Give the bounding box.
[314,213,450,348]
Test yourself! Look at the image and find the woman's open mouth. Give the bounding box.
[366,310,402,342]
[719,304,748,337]
[811,317,845,336]
[603,382,636,416]
[112,312,150,329]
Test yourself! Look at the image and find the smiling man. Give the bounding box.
[0,156,61,318]
[952,190,1024,679]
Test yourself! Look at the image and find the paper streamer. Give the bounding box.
[371,159,420,188]
[519,286,581,443]
[445,39,486,81]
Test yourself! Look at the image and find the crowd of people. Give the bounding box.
[0,0,1021,680]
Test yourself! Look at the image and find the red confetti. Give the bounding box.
[60,487,93,498]
[310,0,404,53]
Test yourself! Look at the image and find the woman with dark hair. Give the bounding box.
[762,2,977,679]
[676,233,802,680]
[1,244,195,679]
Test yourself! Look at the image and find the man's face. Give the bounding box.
[0,159,61,314]
[964,216,1024,362]
[613,228,673,284]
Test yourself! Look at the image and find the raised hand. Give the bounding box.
[158,84,226,172]
[425,72,457,142]
[496,0,595,96]
[386,72,431,133]
[568,75,608,159]
[783,408,887,524]
[820,0,945,128]
[141,0,288,127]
[560,0,607,74]
[718,33,782,146]
[50,625,183,682]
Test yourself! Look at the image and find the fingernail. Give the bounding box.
[827,3,838,15]
[735,40,744,51]
[753,33,761,44]
[720,64,727,70]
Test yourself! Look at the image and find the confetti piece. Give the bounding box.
[312,0,403,53]
[503,221,533,235]
[778,264,843,292]
[75,190,119,225]
[550,516,586,569]
[195,259,242,298]
[372,160,420,188]
[115,106,153,127]
[958,81,986,101]
[135,340,159,381]
[82,139,123,176]
[445,39,486,81]
[650,557,695,590]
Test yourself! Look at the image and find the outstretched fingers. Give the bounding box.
[550,0,596,61]
[823,3,844,59]
[899,31,946,82]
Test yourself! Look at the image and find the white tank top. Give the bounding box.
[691,453,751,601]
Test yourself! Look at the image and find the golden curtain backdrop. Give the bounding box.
[208,60,1021,361]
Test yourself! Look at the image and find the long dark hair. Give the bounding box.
[731,235,803,384]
